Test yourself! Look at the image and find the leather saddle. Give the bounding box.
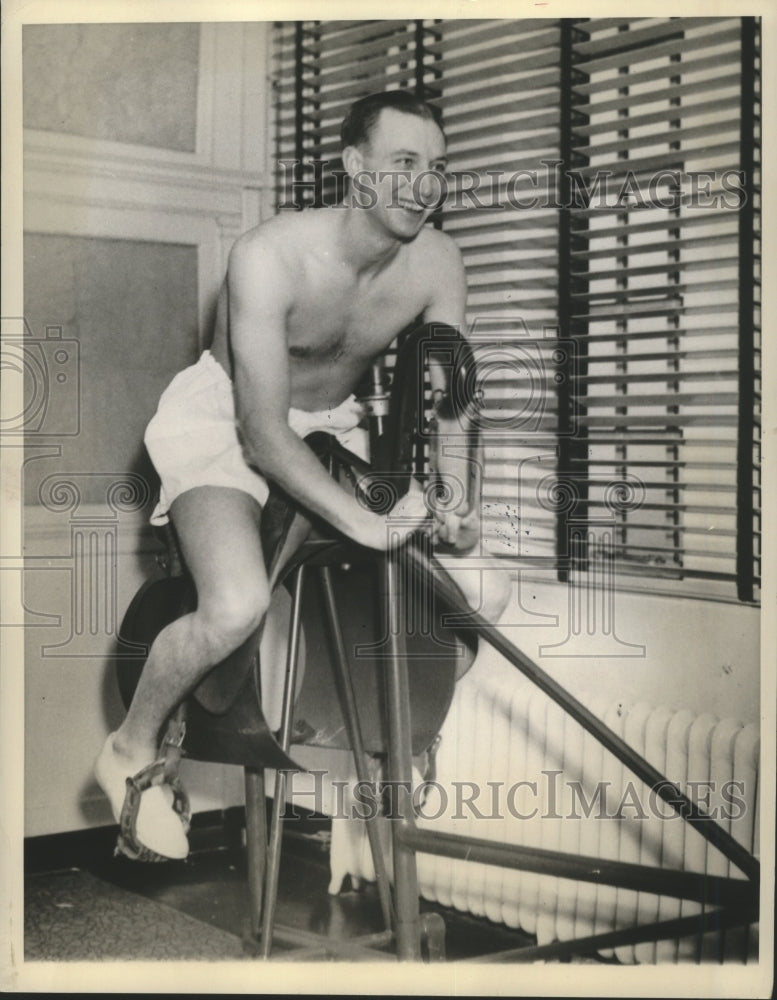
[116,432,474,772]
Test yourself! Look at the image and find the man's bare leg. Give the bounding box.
[95,486,270,857]
[435,554,512,624]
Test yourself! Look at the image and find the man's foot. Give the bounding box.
[94,732,189,860]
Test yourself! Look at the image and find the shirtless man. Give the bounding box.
[95,90,509,860]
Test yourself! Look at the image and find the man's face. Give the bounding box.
[351,108,448,240]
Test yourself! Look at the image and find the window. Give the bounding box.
[564,18,760,602]
[271,17,760,603]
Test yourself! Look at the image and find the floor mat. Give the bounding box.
[25,868,248,961]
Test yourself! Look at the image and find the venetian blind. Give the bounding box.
[270,17,760,602]
[563,17,761,600]
[431,19,564,567]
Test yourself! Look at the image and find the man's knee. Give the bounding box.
[437,560,512,621]
[198,581,269,654]
[480,570,511,622]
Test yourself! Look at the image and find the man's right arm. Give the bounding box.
[227,234,427,550]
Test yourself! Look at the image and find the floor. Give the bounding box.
[24,806,540,962]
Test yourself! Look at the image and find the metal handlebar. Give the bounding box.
[356,322,484,546]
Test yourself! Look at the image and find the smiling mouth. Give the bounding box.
[396,201,425,214]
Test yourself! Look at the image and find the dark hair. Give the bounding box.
[340,90,445,149]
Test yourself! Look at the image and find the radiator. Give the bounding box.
[329,646,760,964]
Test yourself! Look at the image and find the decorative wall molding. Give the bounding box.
[22,23,268,174]
[22,22,274,337]
[24,130,269,218]
[23,200,223,351]
[20,22,273,834]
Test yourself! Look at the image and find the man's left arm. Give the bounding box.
[422,234,480,550]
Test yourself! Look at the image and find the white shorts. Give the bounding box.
[144,350,368,526]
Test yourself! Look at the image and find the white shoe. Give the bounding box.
[94,733,189,861]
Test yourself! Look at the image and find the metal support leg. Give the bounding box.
[319,563,396,933]
[244,766,267,940]
[260,564,307,958]
[420,913,447,961]
[382,548,423,960]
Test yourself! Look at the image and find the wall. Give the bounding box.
[494,575,759,724]
[20,21,272,836]
[23,23,201,151]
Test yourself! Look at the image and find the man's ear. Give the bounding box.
[341,144,364,178]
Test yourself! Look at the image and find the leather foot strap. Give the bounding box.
[114,709,191,863]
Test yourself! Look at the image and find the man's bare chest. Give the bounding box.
[286,270,425,362]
